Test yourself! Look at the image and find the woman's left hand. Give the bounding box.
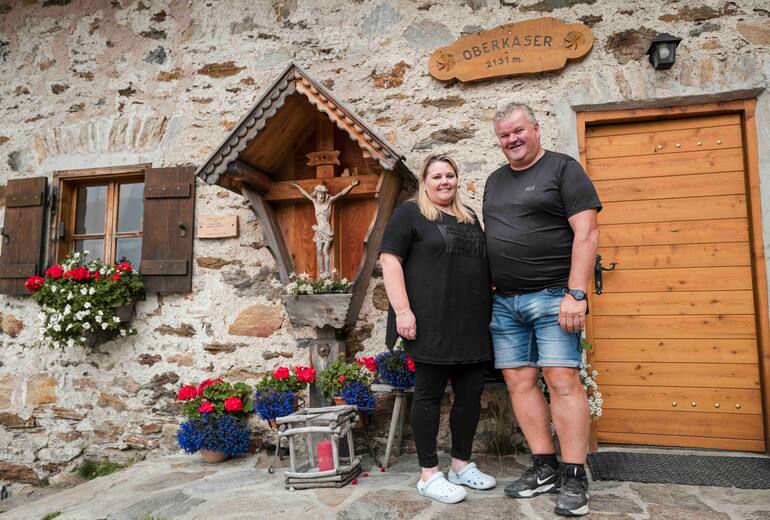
[397,310,417,340]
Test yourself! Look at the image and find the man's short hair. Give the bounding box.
[493,103,538,129]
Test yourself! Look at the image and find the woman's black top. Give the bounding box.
[380,201,492,365]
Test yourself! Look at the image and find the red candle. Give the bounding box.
[317,439,333,471]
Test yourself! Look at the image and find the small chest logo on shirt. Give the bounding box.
[524,185,536,191]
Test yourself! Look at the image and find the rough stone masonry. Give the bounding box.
[0,0,768,488]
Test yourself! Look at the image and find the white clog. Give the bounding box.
[447,462,497,490]
[417,472,468,504]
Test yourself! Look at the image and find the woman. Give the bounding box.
[380,154,496,504]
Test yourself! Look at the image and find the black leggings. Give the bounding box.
[410,361,487,468]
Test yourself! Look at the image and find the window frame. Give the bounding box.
[51,164,151,265]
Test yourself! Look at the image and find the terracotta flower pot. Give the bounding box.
[199,449,229,463]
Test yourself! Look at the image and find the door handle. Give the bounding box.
[0,227,8,244]
[594,254,617,295]
[178,220,187,238]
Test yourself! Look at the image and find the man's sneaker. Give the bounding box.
[555,469,589,516]
[504,463,560,498]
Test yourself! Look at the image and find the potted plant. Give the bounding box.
[253,366,316,428]
[320,359,374,426]
[273,272,353,329]
[25,252,144,348]
[359,348,416,390]
[176,378,255,462]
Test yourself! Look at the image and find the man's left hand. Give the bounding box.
[559,295,587,333]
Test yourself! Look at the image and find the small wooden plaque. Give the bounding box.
[429,17,594,83]
[197,215,239,238]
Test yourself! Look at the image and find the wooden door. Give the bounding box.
[585,113,766,452]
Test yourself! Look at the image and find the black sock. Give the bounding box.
[562,463,586,479]
[533,453,559,470]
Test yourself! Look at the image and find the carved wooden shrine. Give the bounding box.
[196,64,414,402]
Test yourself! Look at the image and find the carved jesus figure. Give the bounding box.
[289,179,359,277]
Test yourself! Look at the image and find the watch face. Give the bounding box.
[571,289,586,301]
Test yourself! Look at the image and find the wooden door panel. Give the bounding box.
[586,114,740,138]
[592,315,756,339]
[601,219,748,247]
[593,362,760,388]
[591,338,759,364]
[601,386,762,414]
[598,266,752,293]
[586,124,742,159]
[598,432,764,452]
[597,243,751,270]
[598,409,764,440]
[588,148,744,181]
[600,195,746,225]
[587,112,765,452]
[592,291,755,316]
[595,171,745,203]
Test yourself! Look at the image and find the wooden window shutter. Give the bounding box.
[0,177,48,295]
[140,166,196,292]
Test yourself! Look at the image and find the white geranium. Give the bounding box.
[95,315,102,323]
[113,316,121,323]
[119,329,126,336]
[63,305,71,316]
[51,285,57,293]
[83,322,91,330]
[101,322,108,330]
[84,302,91,309]
[80,288,88,296]
[88,287,95,295]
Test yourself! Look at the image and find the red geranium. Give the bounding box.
[63,266,90,281]
[45,264,64,278]
[338,375,346,383]
[199,401,214,414]
[25,275,45,293]
[93,271,101,280]
[407,357,415,372]
[116,261,133,273]
[294,366,316,384]
[273,367,290,380]
[177,385,198,401]
[356,357,376,372]
[111,272,121,281]
[224,396,243,412]
[198,378,223,396]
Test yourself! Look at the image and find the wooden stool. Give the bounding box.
[372,383,413,469]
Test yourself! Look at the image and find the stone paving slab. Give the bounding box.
[1,452,770,519]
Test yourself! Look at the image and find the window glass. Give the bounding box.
[117,182,144,232]
[116,237,142,269]
[74,239,104,261]
[75,185,106,234]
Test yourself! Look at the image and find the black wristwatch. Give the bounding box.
[565,288,587,301]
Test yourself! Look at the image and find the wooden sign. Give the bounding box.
[429,17,593,83]
[197,215,239,238]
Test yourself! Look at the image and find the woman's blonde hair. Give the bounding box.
[416,154,475,224]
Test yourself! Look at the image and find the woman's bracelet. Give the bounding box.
[395,308,411,316]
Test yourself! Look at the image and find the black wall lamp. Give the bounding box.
[646,33,682,70]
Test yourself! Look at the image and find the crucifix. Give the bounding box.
[289,178,359,277]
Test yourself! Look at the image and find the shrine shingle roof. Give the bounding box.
[196,62,414,189]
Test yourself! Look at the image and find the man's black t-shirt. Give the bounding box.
[483,150,602,294]
[380,201,492,364]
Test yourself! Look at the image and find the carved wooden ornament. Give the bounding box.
[429,17,594,83]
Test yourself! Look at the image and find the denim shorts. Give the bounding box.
[490,288,582,368]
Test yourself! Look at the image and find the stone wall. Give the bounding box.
[0,0,768,487]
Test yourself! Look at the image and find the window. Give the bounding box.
[54,164,150,267]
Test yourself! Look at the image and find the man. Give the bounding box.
[483,103,601,517]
